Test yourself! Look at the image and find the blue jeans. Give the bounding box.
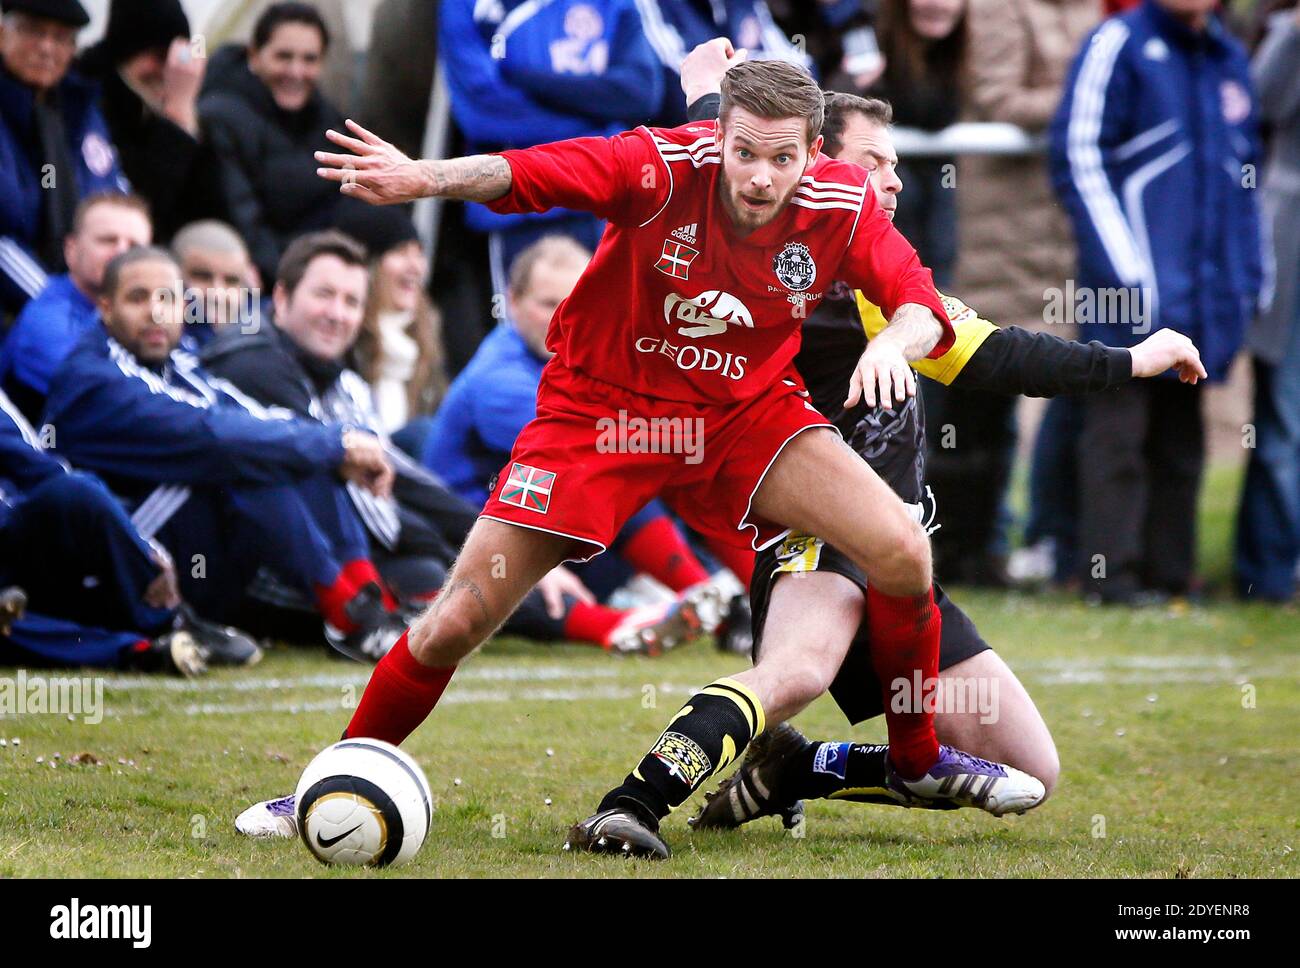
[1235,345,1300,600]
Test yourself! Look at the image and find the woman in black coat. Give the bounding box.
[198,2,346,284]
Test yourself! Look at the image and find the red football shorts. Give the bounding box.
[481,362,834,561]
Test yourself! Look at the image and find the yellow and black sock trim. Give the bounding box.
[599,677,767,824]
[700,677,765,738]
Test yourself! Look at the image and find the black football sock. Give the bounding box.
[785,740,900,806]
[599,677,764,827]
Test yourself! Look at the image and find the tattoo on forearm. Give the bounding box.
[428,155,512,202]
[882,303,944,361]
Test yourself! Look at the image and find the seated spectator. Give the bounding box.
[172,218,262,347]
[44,245,410,663]
[76,0,227,244]
[424,236,735,612]
[0,385,261,674]
[204,0,358,115]
[203,230,701,654]
[0,0,128,314]
[199,2,344,284]
[334,201,447,442]
[0,191,150,420]
[202,230,452,607]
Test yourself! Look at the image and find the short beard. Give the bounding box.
[718,163,798,233]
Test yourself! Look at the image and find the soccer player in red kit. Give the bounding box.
[245,59,1045,858]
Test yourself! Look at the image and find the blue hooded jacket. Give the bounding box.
[0,274,98,414]
[639,0,813,125]
[440,0,664,234]
[1048,0,1264,380]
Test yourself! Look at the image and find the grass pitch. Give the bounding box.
[1,466,1296,878]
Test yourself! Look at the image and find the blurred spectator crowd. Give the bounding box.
[0,0,1296,675]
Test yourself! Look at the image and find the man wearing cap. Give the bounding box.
[0,0,128,316]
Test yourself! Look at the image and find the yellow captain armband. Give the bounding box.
[854,290,999,386]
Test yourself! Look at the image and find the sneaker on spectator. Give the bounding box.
[123,629,208,677]
[325,583,407,663]
[0,586,26,635]
[603,600,702,656]
[176,603,263,668]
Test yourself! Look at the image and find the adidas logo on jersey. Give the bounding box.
[671,223,698,245]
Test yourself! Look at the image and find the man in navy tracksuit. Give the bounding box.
[439,0,663,293]
[0,385,259,673]
[1049,0,1263,602]
[0,0,129,316]
[43,246,409,663]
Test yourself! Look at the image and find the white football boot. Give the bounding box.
[886,746,1046,817]
[234,795,298,838]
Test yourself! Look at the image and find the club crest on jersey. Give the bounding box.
[656,238,700,280]
[773,241,816,292]
[499,462,555,514]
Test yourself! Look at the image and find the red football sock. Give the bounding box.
[707,540,755,590]
[343,631,455,745]
[619,517,710,592]
[313,568,361,632]
[867,585,941,779]
[562,600,627,647]
[342,558,398,610]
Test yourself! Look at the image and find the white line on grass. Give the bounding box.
[96,664,626,693]
[179,683,696,716]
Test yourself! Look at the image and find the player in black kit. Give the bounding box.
[677,41,1207,829]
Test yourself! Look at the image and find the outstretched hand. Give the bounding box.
[315,119,430,205]
[1129,328,1208,384]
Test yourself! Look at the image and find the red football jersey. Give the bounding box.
[488,120,953,405]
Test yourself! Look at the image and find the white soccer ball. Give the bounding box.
[295,738,432,868]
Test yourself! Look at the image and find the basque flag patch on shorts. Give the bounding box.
[499,462,556,514]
